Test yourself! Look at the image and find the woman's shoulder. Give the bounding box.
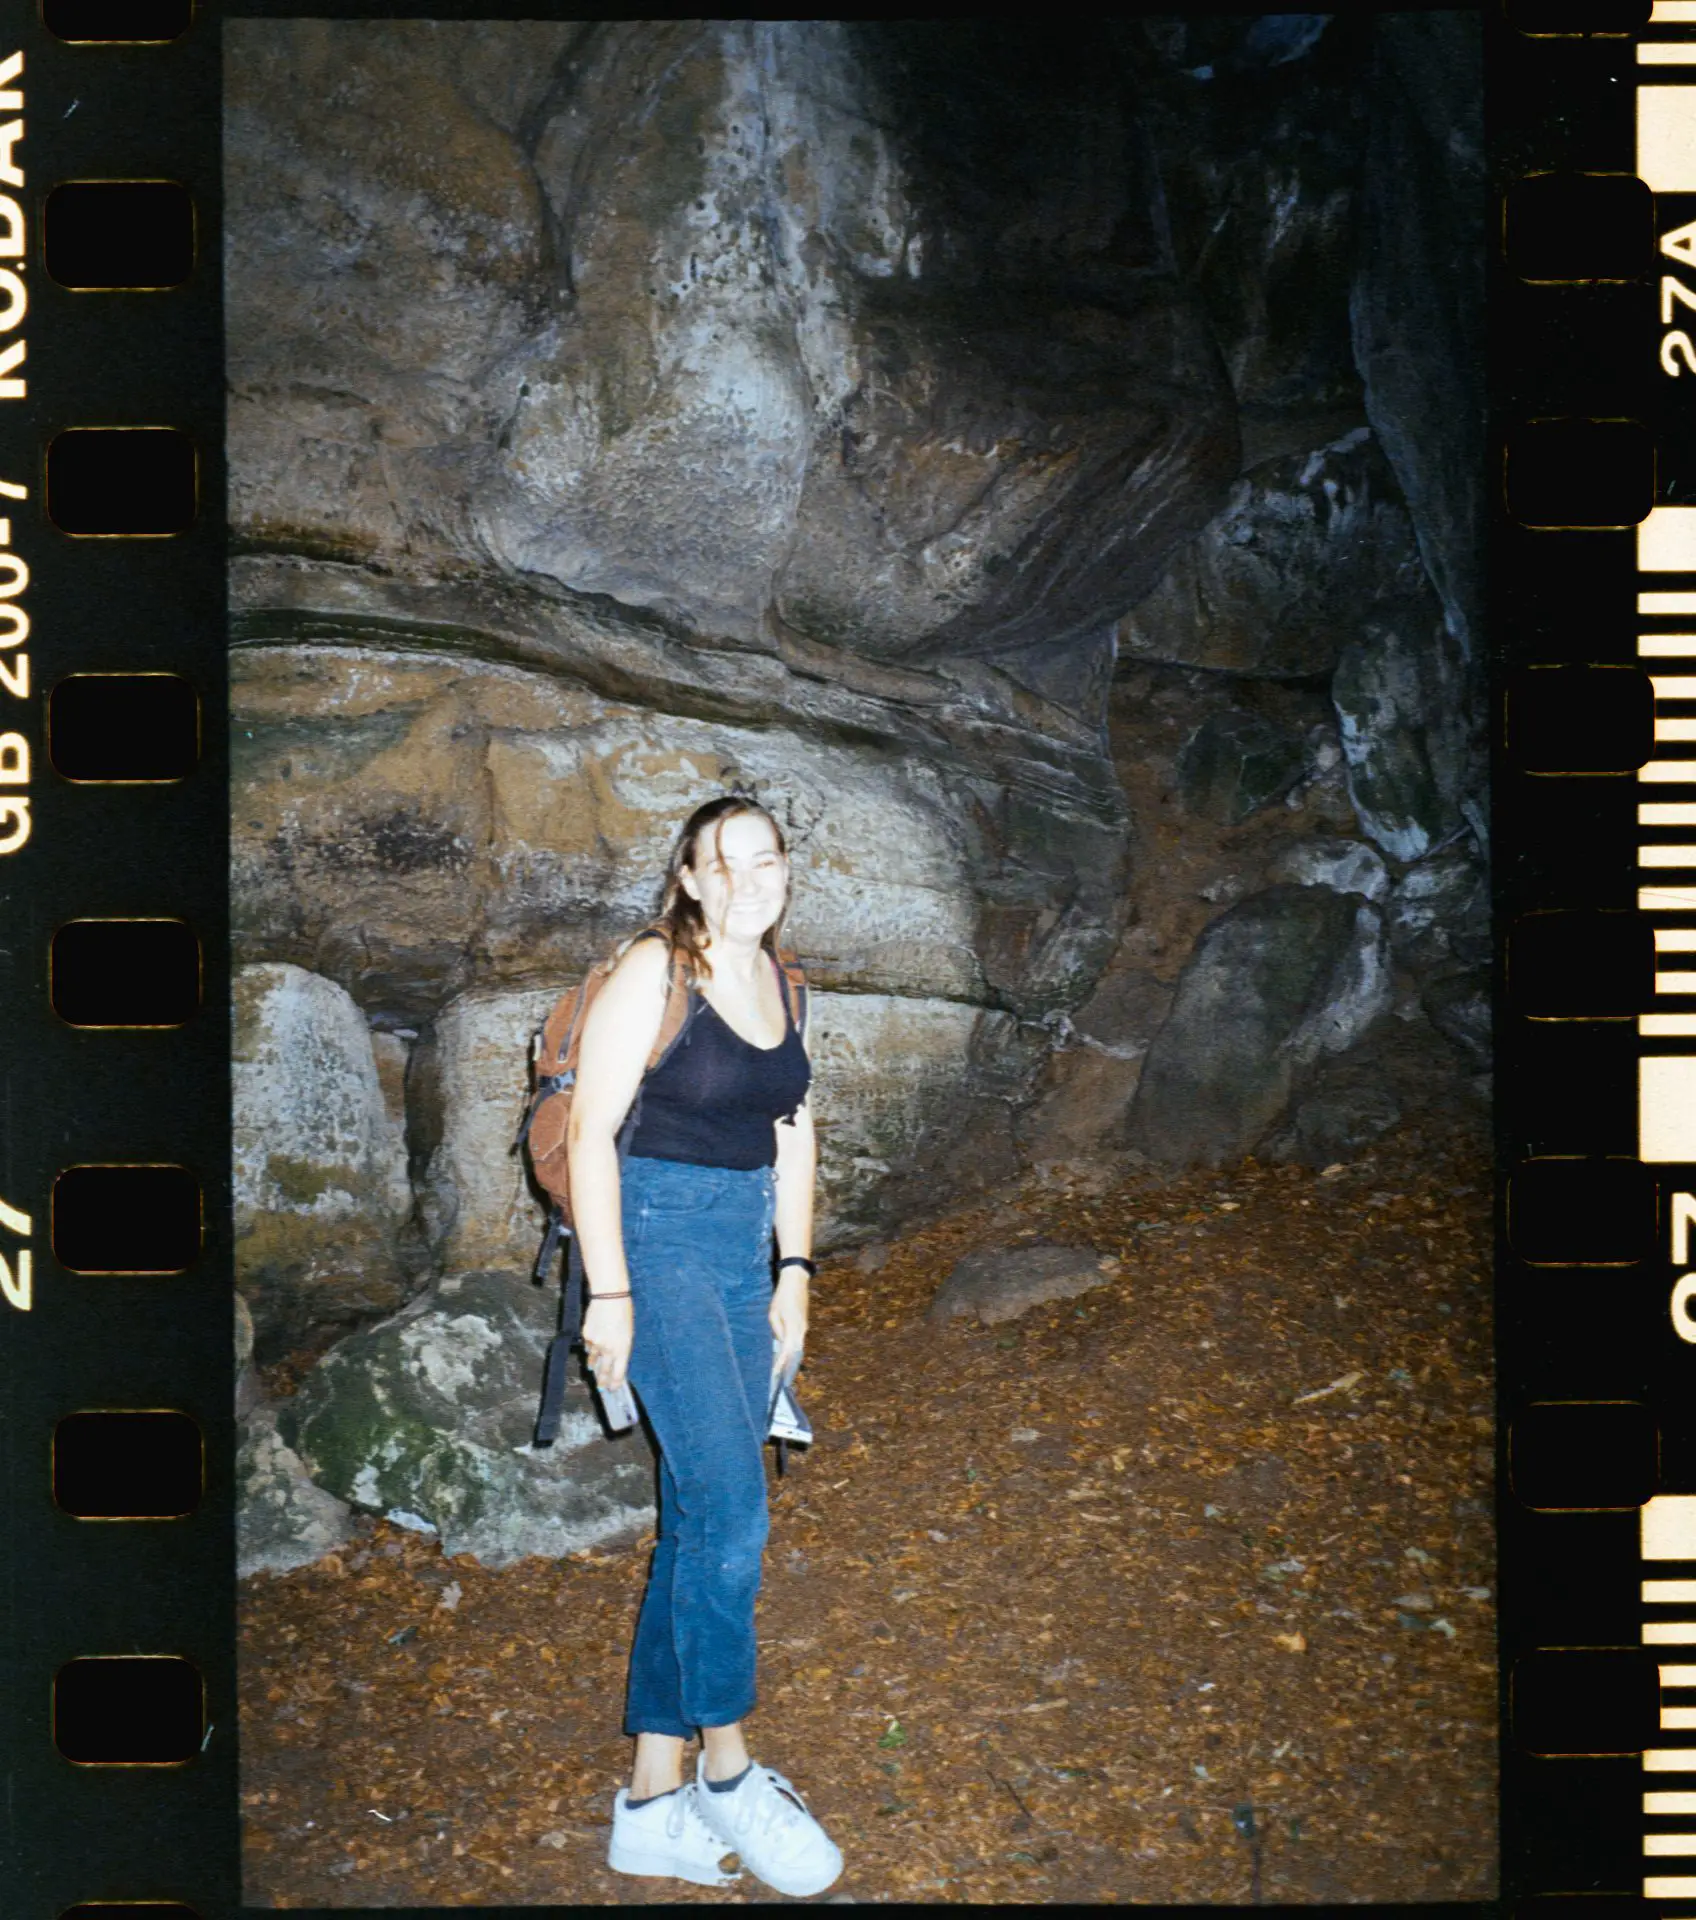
[611,926,675,984]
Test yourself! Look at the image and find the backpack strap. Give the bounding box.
[775,946,808,1042]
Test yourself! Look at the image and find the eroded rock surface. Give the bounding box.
[227,19,1236,663]
[1267,836,1390,904]
[279,1269,655,1566]
[234,963,414,1359]
[225,15,1491,1576]
[1350,13,1485,661]
[1117,431,1426,679]
[238,1406,360,1578]
[1126,885,1392,1167]
[232,643,1022,1020]
[1332,597,1479,864]
[1176,709,1307,827]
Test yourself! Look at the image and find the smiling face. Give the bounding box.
[680,808,789,946]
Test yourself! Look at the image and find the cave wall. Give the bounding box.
[226,14,1487,1364]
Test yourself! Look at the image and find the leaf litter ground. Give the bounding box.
[239,1109,1495,1905]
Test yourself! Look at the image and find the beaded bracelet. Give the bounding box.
[587,1290,632,1301]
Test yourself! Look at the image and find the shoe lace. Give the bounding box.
[749,1769,810,1846]
[670,1788,737,1864]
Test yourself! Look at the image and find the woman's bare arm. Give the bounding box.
[770,1032,817,1366]
[566,935,671,1387]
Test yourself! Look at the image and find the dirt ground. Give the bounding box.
[237,1106,1496,1907]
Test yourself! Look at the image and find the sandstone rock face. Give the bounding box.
[1126,885,1391,1166]
[1116,430,1427,679]
[278,1269,656,1566]
[232,644,1002,1020]
[1131,16,1368,463]
[222,14,1485,1257]
[928,1243,1113,1327]
[237,1405,359,1578]
[414,980,1024,1274]
[413,988,559,1279]
[1331,598,1479,864]
[222,14,1491,1580]
[805,993,1032,1240]
[233,963,413,1359]
[1350,13,1484,660]
[226,19,1236,664]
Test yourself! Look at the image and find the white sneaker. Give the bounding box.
[693,1752,844,1898]
[607,1782,743,1887]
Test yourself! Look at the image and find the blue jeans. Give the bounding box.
[620,1154,777,1738]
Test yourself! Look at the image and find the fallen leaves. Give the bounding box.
[239,1111,1496,1908]
[1292,1370,1365,1406]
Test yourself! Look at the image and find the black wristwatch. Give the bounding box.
[777,1255,815,1278]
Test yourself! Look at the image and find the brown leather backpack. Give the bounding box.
[517,924,809,1445]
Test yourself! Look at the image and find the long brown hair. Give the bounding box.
[651,795,792,982]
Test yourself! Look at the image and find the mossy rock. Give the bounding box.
[279,1269,655,1566]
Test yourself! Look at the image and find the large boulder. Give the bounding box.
[233,963,414,1359]
[1125,884,1392,1166]
[237,1405,359,1578]
[1385,847,1490,974]
[1267,835,1390,904]
[1116,430,1427,679]
[278,1268,655,1567]
[1330,596,1480,864]
[412,988,557,1279]
[806,993,1037,1238]
[226,19,1236,664]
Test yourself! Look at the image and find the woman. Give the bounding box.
[566,794,844,1897]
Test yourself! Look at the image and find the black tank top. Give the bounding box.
[626,955,812,1170]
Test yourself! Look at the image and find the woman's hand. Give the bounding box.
[582,1294,634,1393]
[770,1268,809,1370]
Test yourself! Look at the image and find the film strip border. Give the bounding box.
[1495,0,1696,1913]
[11,2,1696,1916]
[0,0,232,1914]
